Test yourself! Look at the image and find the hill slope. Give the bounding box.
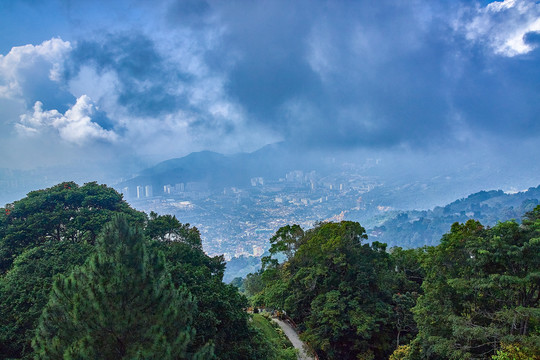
[367,185,540,247]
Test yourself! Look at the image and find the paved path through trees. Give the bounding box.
[272,318,315,360]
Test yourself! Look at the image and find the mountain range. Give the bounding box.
[365,185,540,248]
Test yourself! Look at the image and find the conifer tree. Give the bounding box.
[32,215,213,360]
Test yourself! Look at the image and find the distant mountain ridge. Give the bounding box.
[224,185,540,281]
[117,142,326,195]
[367,185,540,248]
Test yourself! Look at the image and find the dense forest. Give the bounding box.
[0,182,292,359]
[366,186,540,248]
[243,215,540,359]
[1,182,539,359]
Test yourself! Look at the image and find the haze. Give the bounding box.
[1,0,540,205]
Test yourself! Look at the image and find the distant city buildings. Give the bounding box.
[117,166,383,258]
[250,177,264,186]
[128,184,154,199]
[145,185,153,198]
[286,170,304,183]
[186,182,208,192]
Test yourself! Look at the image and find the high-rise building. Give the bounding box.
[145,185,153,197]
[250,177,264,186]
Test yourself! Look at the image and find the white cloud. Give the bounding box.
[462,0,540,56]
[68,65,121,118]
[17,95,118,144]
[0,38,71,99]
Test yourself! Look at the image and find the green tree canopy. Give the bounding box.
[147,212,276,360]
[0,181,145,274]
[411,207,540,359]
[1,184,278,360]
[146,211,203,249]
[0,182,146,359]
[0,241,93,358]
[251,221,398,360]
[32,215,213,359]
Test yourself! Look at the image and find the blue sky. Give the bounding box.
[1,0,539,175]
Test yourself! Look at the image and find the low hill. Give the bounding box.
[367,185,540,247]
[117,143,336,197]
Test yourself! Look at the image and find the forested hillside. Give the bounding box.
[1,182,538,359]
[0,182,285,359]
[224,185,540,283]
[367,185,540,248]
[244,211,540,359]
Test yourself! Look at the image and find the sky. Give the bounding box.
[1,0,540,187]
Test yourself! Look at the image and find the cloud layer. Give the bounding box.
[17,96,118,144]
[0,0,539,170]
[463,0,540,56]
[0,38,72,106]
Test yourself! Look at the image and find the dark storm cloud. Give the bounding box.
[20,62,74,113]
[17,0,533,155]
[165,0,211,27]
[65,33,190,117]
[6,0,538,160]
[453,47,540,136]
[164,0,540,150]
[212,1,320,121]
[91,105,117,132]
[195,1,451,149]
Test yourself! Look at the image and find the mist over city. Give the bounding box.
[1,1,540,359]
[2,0,540,262]
[1,1,539,169]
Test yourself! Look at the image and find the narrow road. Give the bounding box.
[272,318,315,360]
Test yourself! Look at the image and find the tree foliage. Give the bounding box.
[0,181,144,274]
[0,241,93,358]
[248,207,540,360]
[3,182,539,360]
[1,183,275,359]
[146,211,203,248]
[491,343,540,360]
[410,208,540,359]
[147,211,276,360]
[250,221,405,360]
[0,182,144,359]
[32,215,213,359]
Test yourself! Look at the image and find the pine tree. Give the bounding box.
[32,215,213,359]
